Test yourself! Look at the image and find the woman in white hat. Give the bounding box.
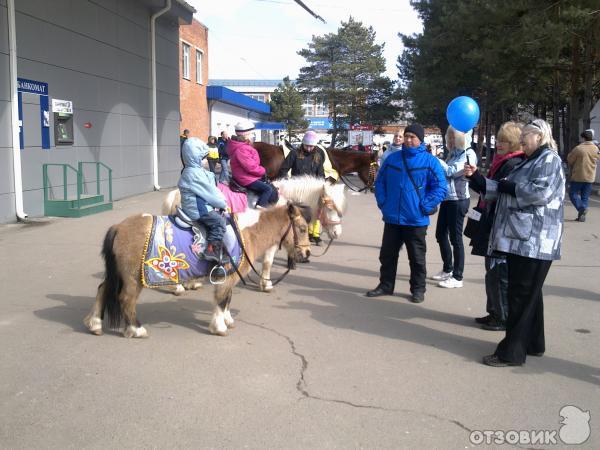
[278,130,327,245]
[227,120,278,207]
[277,130,326,179]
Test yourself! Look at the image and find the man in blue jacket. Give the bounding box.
[366,123,447,303]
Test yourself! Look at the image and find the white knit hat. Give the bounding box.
[234,119,255,134]
[581,129,594,140]
[302,130,319,146]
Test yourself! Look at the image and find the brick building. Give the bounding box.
[179,19,209,140]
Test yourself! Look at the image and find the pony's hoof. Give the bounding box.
[224,311,235,328]
[209,320,229,336]
[84,316,103,335]
[124,325,149,338]
[260,281,274,292]
[209,325,228,336]
[173,284,186,296]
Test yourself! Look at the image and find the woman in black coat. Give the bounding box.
[464,122,526,331]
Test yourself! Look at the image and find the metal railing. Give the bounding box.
[42,162,112,210]
[78,161,113,202]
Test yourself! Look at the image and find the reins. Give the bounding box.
[340,162,377,193]
[227,213,300,288]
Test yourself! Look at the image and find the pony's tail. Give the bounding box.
[101,225,123,329]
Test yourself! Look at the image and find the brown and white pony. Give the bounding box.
[253,142,378,189]
[83,203,311,337]
[162,176,347,292]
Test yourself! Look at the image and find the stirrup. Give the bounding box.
[209,264,227,285]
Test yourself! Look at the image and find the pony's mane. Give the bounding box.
[275,176,328,213]
[275,176,347,214]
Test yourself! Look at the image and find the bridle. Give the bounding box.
[340,161,378,193]
[317,194,343,228]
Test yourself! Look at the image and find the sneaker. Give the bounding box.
[577,209,587,222]
[438,277,463,288]
[431,270,453,281]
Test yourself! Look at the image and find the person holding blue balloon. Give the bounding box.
[431,97,480,288]
[431,126,478,288]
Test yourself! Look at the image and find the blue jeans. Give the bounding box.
[246,179,278,207]
[568,181,592,212]
[219,159,230,183]
[196,210,226,243]
[435,199,469,281]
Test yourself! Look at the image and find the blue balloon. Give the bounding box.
[446,96,480,132]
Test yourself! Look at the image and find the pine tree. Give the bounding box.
[298,17,398,146]
[269,77,309,138]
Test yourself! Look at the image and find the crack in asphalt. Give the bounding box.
[237,319,488,441]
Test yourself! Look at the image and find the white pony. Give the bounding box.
[161,176,347,292]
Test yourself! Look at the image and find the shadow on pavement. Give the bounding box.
[39,292,216,336]
[279,281,600,387]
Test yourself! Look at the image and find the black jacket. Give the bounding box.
[467,154,526,256]
[277,145,325,179]
[217,138,229,160]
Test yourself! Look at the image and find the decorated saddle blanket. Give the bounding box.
[141,215,244,288]
[217,182,247,213]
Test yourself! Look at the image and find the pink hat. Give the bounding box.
[302,130,319,146]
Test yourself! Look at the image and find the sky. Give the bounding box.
[186,0,423,81]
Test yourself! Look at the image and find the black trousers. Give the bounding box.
[378,223,427,295]
[495,254,552,364]
[435,199,469,280]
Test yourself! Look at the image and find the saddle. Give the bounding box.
[173,207,209,258]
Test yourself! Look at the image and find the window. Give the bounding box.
[196,49,203,84]
[182,43,190,80]
[315,102,328,116]
[302,96,314,116]
[248,94,266,102]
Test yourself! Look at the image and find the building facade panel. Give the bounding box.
[0,148,14,195]
[0,0,193,223]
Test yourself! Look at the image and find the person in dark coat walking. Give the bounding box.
[464,121,525,331]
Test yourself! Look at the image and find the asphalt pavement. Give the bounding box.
[1,182,598,449]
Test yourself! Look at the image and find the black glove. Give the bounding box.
[497,179,517,196]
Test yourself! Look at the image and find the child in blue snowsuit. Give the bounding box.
[178,137,228,262]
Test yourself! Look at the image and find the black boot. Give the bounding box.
[205,242,229,264]
[313,236,322,247]
[577,209,587,222]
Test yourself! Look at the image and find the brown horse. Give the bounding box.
[253,142,378,189]
[83,203,311,337]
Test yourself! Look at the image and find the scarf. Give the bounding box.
[478,151,525,209]
[488,151,525,179]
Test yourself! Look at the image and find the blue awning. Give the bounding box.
[255,122,285,130]
[207,86,270,114]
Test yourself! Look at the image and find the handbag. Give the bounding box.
[464,198,486,239]
[401,151,438,216]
